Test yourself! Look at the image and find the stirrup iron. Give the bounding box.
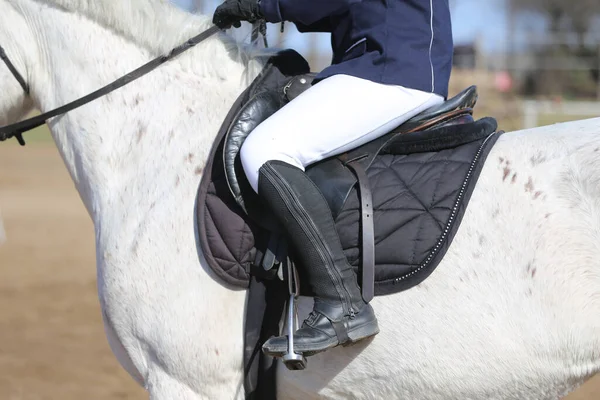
[281,259,306,370]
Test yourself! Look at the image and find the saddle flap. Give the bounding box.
[224,90,284,211]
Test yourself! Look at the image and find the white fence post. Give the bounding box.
[523,100,538,129]
[523,100,600,129]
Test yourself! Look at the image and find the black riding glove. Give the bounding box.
[213,0,263,29]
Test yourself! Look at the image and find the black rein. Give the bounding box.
[0,25,220,146]
[0,45,30,94]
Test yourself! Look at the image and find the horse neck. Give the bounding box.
[20,1,256,223]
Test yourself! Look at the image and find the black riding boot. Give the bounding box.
[258,160,379,357]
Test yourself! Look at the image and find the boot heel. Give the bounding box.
[346,323,380,344]
[346,304,380,344]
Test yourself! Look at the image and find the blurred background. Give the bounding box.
[0,0,599,398]
[192,0,600,132]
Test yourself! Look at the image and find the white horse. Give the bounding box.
[1,1,600,399]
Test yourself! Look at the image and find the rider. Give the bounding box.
[213,0,453,357]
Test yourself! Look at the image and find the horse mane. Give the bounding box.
[38,0,219,54]
[35,0,271,80]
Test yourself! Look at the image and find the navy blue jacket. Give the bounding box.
[259,0,453,98]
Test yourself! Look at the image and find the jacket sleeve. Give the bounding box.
[294,18,334,33]
[259,0,356,25]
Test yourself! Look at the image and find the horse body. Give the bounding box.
[278,124,600,400]
[1,1,600,399]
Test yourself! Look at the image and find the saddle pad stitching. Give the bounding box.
[337,208,439,251]
[368,158,472,177]
[388,157,469,173]
[388,131,496,283]
[383,153,470,165]
[205,206,246,268]
[429,158,451,208]
[382,157,438,266]
[337,204,452,221]
[213,255,245,266]
[339,202,456,214]
[372,213,441,249]
[367,157,472,214]
[238,220,249,263]
[387,166,445,232]
[409,211,427,266]
[428,191,462,208]
[368,162,442,219]
[370,187,414,210]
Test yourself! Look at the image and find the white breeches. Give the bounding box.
[240,74,444,192]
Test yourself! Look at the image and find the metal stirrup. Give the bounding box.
[281,258,306,370]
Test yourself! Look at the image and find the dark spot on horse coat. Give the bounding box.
[478,234,486,246]
[131,240,139,257]
[511,173,517,184]
[525,177,534,192]
[526,262,537,279]
[136,128,145,144]
[530,152,547,166]
[503,167,511,181]
[195,166,203,175]
[135,122,147,144]
[175,176,181,187]
[533,191,542,200]
[186,153,194,163]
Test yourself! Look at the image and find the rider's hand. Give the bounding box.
[213,0,263,29]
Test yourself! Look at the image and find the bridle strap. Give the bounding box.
[0,45,29,94]
[0,25,221,146]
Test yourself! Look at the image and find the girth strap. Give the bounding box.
[346,161,375,303]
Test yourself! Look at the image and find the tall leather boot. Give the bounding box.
[258,160,379,357]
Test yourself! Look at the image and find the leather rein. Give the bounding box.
[0,25,220,146]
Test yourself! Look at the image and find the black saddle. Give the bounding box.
[223,58,479,219]
[198,48,500,294]
[195,49,502,399]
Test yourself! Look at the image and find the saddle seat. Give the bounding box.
[223,54,479,219]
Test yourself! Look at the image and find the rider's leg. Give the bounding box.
[241,74,443,192]
[240,74,443,356]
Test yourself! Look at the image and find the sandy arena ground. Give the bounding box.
[0,144,599,399]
